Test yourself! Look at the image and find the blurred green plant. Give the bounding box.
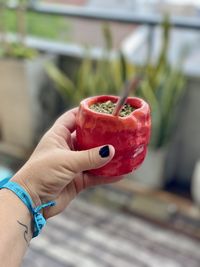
[139,17,186,148]
[46,23,136,105]
[46,17,186,149]
[0,0,69,59]
[4,9,69,41]
[0,0,37,59]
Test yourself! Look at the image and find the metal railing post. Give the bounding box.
[147,25,155,64]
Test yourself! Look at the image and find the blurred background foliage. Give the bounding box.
[46,16,187,149]
[139,17,186,148]
[0,1,70,58]
[46,23,136,105]
[4,10,69,40]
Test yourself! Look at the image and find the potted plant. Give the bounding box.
[132,18,186,188]
[0,0,56,156]
[46,19,186,186]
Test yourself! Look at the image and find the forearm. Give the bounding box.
[0,189,32,267]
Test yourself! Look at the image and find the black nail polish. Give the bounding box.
[99,145,110,158]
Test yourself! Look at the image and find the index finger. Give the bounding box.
[54,107,79,133]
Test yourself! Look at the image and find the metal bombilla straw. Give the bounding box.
[112,75,142,117]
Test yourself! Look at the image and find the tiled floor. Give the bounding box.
[22,195,200,267]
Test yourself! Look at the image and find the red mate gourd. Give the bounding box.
[76,95,151,177]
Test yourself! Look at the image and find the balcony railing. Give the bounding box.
[8,2,200,30]
[5,2,200,56]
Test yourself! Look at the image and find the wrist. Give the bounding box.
[0,178,55,238]
[12,170,42,207]
[0,188,33,241]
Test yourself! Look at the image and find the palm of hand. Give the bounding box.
[13,108,122,219]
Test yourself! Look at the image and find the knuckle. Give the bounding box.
[87,149,95,168]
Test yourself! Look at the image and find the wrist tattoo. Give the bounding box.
[17,220,29,245]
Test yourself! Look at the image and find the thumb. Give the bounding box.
[72,145,115,173]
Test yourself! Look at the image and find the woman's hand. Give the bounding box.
[12,108,122,219]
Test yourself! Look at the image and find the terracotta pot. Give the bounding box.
[76,95,151,176]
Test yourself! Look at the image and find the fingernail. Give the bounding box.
[99,145,110,158]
